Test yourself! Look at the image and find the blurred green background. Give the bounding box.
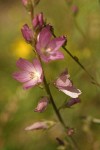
[0,0,100,150]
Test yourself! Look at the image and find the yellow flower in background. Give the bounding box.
[12,39,32,58]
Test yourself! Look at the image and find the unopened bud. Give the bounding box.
[67,128,74,136]
[21,24,33,43]
[66,98,81,107]
[32,13,44,30]
[25,120,56,131]
[34,97,49,112]
[71,5,79,16]
[22,0,32,13]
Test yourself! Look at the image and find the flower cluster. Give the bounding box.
[13,13,67,90]
[13,1,82,131]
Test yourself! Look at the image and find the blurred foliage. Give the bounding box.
[0,0,100,150]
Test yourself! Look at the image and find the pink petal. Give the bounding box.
[48,36,66,52]
[25,122,48,131]
[23,78,38,89]
[54,69,82,98]
[32,59,42,75]
[56,78,72,88]
[32,15,39,29]
[21,24,33,43]
[48,51,64,61]
[38,13,43,26]
[38,54,50,63]
[38,51,64,62]
[60,88,81,98]
[12,71,30,83]
[38,27,52,48]
[17,58,35,72]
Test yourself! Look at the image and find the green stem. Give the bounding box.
[52,31,100,87]
[43,69,80,150]
[37,57,79,150]
[29,5,80,150]
[62,46,94,80]
[43,76,67,129]
[37,55,80,150]
[46,77,80,150]
[62,46,100,87]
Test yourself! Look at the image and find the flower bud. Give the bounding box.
[71,5,79,16]
[25,122,48,130]
[34,97,49,112]
[22,0,32,13]
[21,24,33,43]
[67,128,74,136]
[25,120,56,131]
[32,13,44,30]
[66,98,81,107]
[22,0,28,6]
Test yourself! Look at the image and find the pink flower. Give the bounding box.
[13,58,43,89]
[54,69,82,98]
[36,26,66,62]
[34,97,49,112]
[21,24,33,43]
[32,13,44,30]
[25,122,48,131]
[25,120,56,131]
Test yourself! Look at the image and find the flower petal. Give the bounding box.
[56,78,72,88]
[25,122,48,131]
[60,87,81,98]
[48,36,66,52]
[21,24,33,43]
[32,13,44,29]
[23,78,38,89]
[38,12,43,26]
[12,71,30,83]
[48,51,64,61]
[32,15,39,29]
[37,27,52,48]
[32,59,42,75]
[54,69,82,98]
[17,58,35,72]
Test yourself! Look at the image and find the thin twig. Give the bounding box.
[52,32,100,87]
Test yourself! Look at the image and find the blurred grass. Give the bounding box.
[0,0,100,150]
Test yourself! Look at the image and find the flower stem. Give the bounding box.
[43,76,67,128]
[37,54,80,150]
[52,32,100,87]
[43,72,80,150]
[29,5,80,150]
[62,46,100,87]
